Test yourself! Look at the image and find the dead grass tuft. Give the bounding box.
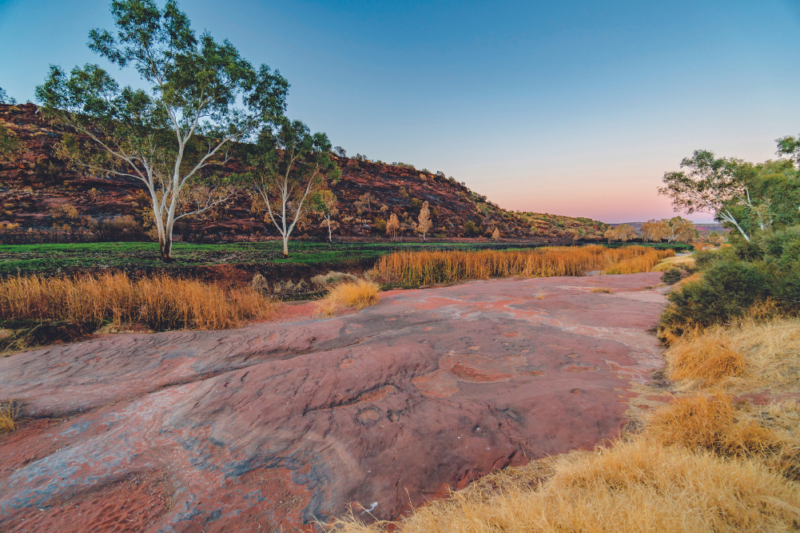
[591,287,611,293]
[0,400,19,434]
[644,392,779,456]
[666,318,800,394]
[667,333,746,386]
[317,279,380,316]
[0,274,280,331]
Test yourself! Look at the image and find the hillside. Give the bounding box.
[0,104,608,243]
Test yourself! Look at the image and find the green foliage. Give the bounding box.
[0,87,16,105]
[34,0,289,259]
[661,228,800,335]
[0,123,21,162]
[661,268,683,285]
[464,220,483,237]
[660,133,800,338]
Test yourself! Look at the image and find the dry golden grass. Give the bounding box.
[317,279,380,316]
[644,392,779,456]
[651,254,695,272]
[666,318,800,394]
[373,245,673,286]
[0,274,279,331]
[644,393,800,480]
[667,333,746,386]
[591,287,611,293]
[0,400,19,434]
[328,435,800,533]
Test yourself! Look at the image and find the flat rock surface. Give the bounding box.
[0,273,667,532]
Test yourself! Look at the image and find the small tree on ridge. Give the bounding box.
[417,201,432,241]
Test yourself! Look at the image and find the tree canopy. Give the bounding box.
[244,118,340,256]
[35,0,288,260]
[661,146,800,243]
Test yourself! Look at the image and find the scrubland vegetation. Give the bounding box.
[0,273,278,331]
[328,135,800,533]
[373,245,672,286]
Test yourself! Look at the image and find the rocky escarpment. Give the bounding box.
[0,103,608,242]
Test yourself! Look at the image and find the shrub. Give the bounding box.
[311,271,358,289]
[374,218,387,232]
[464,220,482,237]
[49,203,78,221]
[661,268,682,285]
[660,228,800,339]
[92,215,145,241]
[660,259,772,336]
[251,273,270,293]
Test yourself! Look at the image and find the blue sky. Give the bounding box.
[2,0,799,222]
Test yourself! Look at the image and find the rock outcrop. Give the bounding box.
[0,273,666,531]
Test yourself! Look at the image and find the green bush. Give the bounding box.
[464,220,483,237]
[661,268,682,285]
[660,228,800,337]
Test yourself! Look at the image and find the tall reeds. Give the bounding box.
[372,245,673,286]
[0,273,278,331]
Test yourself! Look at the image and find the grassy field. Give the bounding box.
[0,240,692,276]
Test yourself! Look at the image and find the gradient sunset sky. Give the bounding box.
[2,0,799,222]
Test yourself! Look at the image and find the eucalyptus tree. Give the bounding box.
[311,190,339,242]
[244,118,341,257]
[659,150,753,241]
[35,0,288,260]
[0,87,16,104]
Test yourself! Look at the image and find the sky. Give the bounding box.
[2,0,799,223]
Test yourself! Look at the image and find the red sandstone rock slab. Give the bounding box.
[0,273,666,531]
